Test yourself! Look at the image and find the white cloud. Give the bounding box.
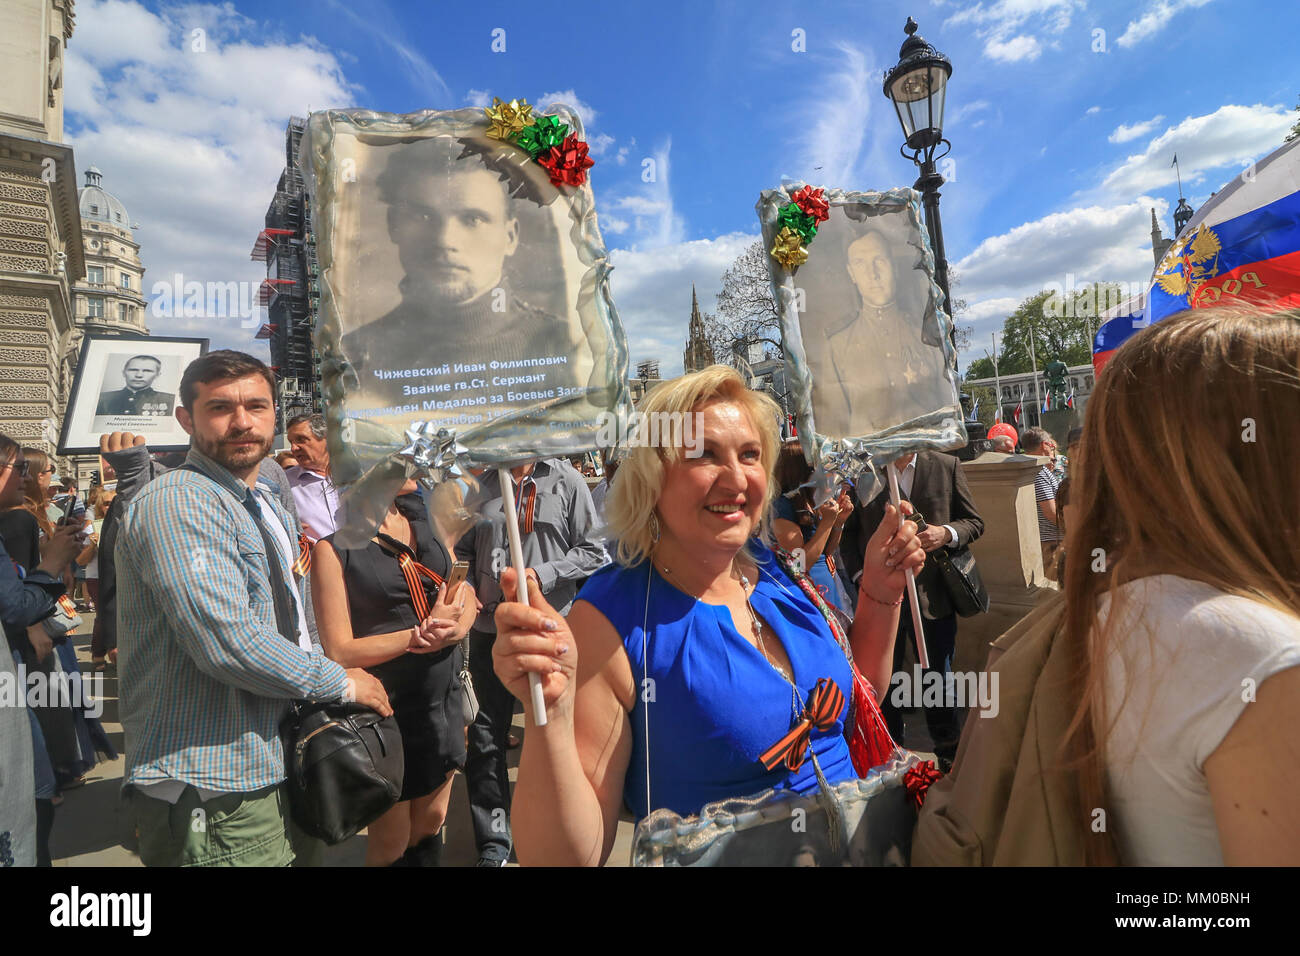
[1117,0,1215,49]
[320,0,448,100]
[464,89,492,108]
[588,133,615,157]
[536,89,598,129]
[986,35,1041,62]
[955,198,1163,301]
[1100,104,1292,196]
[944,0,1081,63]
[790,42,874,185]
[1085,105,1101,116]
[951,197,1166,363]
[948,100,992,125]
[600,215,630,235]
[1108,115,1165,143]
[607,233,758,377]
[605,139,682,250]
[63,0,356,355]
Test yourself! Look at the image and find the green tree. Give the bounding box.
[964,356,995,381]
[1287,95,1300,143]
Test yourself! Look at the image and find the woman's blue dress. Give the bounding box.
[577,540,855,820]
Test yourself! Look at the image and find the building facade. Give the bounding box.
[0,0,83,460]
[73,166,147,339]
[252,116,321,434]
[965,363,1096,429]
[682,284,714,373]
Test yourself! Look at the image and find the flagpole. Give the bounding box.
[1028,324,1043,425]
[990,332,1002,422]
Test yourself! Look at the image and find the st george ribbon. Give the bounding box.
[758,183,967,667]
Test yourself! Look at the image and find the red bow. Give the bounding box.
[537,134,594,188]
[791,185,830,224]
[759,677,845,772]
[903,759,943,809]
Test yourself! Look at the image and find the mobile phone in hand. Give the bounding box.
[443,560,469,596]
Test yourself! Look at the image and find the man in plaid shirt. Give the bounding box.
[116,351,390,866]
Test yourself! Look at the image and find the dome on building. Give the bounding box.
[78,166,133,228]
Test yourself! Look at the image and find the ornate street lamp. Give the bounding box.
[884,16,955,361]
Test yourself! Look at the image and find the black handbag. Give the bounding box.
[931,545,990,617]
[282,700,404,845]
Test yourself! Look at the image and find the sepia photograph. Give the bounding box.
[306,108,627,476]
[58,335,207,454]
[762,188,963,454]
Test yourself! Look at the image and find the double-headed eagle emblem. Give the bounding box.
[1154,223,1222,304]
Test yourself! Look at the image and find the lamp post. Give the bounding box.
[884,16,955,363]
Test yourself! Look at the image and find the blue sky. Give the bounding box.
[63,0,1300,375]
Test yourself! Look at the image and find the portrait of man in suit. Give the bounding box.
[839,449,984,771]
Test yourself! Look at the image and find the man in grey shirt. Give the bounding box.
[455,458,607,865]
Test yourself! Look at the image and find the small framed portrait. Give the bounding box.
[302,105,629,484]
[758,185,964,461]
[58,335,208,454]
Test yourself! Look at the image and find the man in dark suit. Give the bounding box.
[839,450,983,770]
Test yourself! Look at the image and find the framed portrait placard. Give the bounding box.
[758,185,965,463]
[301,106,630,485]
[58,335,208,455]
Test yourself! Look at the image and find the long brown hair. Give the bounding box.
[16,447,54,537]
[1062,305,1300,864]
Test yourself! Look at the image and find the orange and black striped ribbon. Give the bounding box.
[514,475,537,533]
[292,533,312,578]
[759,677,846,772]
[397,552,445,621]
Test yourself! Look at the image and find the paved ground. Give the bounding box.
[51,612,933,867]
[50,613,637,867]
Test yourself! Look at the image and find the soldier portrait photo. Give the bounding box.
[58,334,207,455]
[794,202,956,441]
[336,131,590,414]
[95,353,175,417]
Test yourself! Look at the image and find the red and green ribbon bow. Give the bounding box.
[759,677,846,772]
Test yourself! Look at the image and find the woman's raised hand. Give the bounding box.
[861,501,926,602]
[492,567,576,717]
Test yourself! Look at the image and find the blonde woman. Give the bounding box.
[491,365,925,865]
[1063,307,1300,865]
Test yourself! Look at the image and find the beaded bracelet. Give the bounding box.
[860,587,904,607]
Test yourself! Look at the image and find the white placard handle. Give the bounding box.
[498,465,548,726]
[886,462,930,670]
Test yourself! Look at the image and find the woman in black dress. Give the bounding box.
[311,480,476,866]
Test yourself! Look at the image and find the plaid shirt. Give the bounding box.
[117,448,349,793]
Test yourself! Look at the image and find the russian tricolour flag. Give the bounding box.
[1093,136,1300,375]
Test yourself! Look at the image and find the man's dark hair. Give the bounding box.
[286,412,326,439]
[179,350,275,411]
[124,354,162,371]
[375,134,545,208]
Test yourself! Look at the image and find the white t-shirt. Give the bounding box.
[1097,575,1300,865]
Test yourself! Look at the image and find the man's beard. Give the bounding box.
[194,428,273,472]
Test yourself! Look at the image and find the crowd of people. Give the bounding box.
[0,305,1296,867]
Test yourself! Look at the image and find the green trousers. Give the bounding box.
[133,783,321,867]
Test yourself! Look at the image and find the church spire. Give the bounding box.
[683,284,715,373]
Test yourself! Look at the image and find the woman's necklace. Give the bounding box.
[657,555,799,706]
